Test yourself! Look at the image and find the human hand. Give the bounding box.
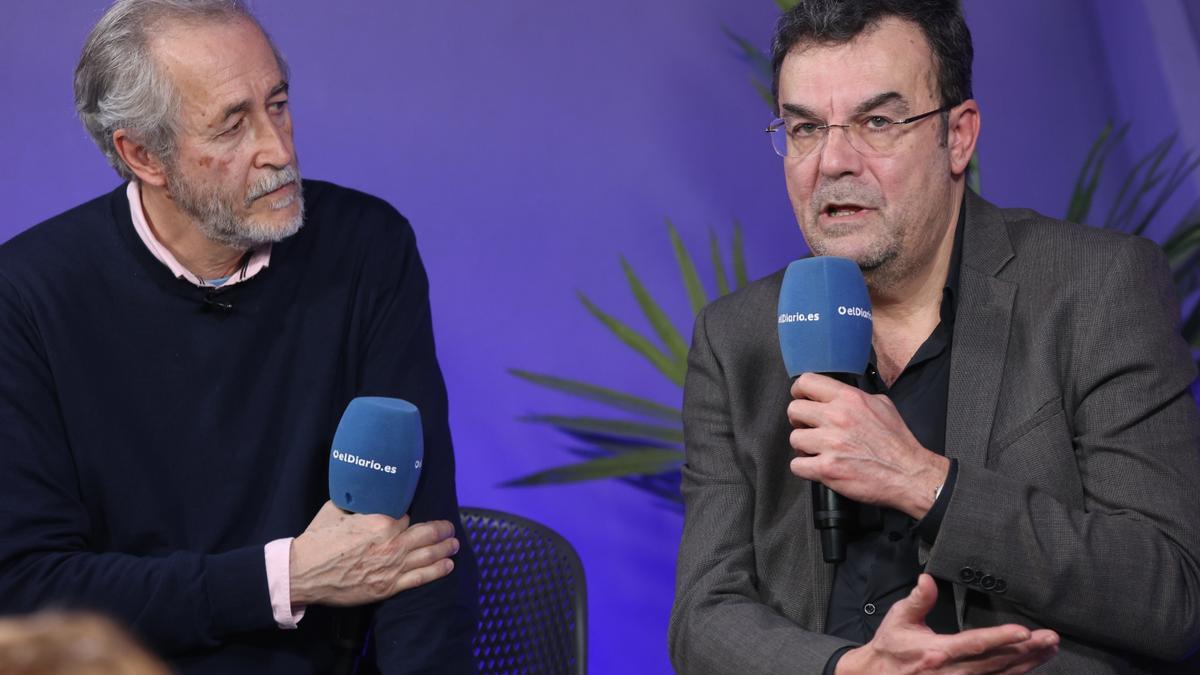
[288,500,459,607]
[837,574,1059,674]
[787,373,950,519]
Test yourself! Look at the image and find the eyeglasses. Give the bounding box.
[765,104,954,159]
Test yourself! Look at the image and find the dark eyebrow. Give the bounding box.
[780,103,820,119]
[217,81,289,124]
[854,92,906,115]
[780,93,906,120]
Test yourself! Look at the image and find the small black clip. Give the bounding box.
[202,289,233,312]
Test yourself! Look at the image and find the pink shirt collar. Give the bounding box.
[126,181,271,287]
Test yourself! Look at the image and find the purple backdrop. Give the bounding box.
[2,1,1197,671]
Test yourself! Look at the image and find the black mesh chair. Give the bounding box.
[461,507,587,674]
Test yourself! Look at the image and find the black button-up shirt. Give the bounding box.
[822,204,966,667]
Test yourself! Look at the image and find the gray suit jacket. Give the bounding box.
[669,192,1200,674]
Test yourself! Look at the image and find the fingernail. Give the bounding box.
[451,539,460,554]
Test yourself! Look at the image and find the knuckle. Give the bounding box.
[789,428,806,450]
[916,652,945,670]
[826,408,849,428]
[786,400,801,421]
[366,575,392,598]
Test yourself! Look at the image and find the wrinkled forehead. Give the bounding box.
[149,17,283,120]
[777,17,939,117]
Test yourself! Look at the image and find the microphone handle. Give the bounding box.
[811,371,859,563]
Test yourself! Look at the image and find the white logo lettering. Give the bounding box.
[836,305,872,320]
[331,449,398,475]
[777,312,821,324]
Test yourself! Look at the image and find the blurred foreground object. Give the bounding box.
[0,611,170,675]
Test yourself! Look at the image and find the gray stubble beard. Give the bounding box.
[167,163,305,249]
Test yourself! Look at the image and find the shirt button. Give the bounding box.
[863,603,876,615]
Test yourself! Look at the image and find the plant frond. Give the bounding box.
[501,448,684,487]
[520,414,686,444]
[508,369,682,422]
[710,230,730,297]
[577,291,687,386]
[620,257,691,367]
[732,220,749,288]
[667,218,710,315]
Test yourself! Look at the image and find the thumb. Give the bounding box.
[893,573,937,626]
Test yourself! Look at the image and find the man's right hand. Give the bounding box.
[837,574,1059,674]
[288,500,459,607]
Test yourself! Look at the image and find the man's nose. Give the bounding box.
[255,118,294,170]
[817,125,864,178]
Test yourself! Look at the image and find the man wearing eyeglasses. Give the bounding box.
[670,1,1200,673]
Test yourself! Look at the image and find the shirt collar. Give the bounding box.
[126,181,271,288]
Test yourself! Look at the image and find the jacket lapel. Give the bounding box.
[945,190,1016,620]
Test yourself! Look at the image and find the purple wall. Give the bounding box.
[2,1,1196,671]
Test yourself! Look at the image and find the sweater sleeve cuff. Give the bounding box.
[916,458,958,545]
[265,538,305,629]
[202,545,280,636]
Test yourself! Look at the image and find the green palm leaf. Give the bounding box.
[1131,151,1200,237]
[587,439,683,455]
[751,79,776,111]
[621,256,690,366]
[1067,123,1124,224]
[721,25,773,85]
[508,369,681,422]
[968,152,982,195]
[1104,131,1169,231]
[668,218,709,315]
[519,415,684,443]
[577,291,686,386]
[1181,300,1200,348]
[501,448,684,487]
[732,220,748,288]
[710,230,730,297]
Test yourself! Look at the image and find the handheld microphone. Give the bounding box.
[327,397,425,675]
[328,397,424,518]
[777,256,873,563]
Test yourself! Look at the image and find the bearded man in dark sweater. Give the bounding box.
[0,1,477,672]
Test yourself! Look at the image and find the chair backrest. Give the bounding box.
[460,507,587,675]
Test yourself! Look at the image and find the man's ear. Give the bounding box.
[112,129,169,187]
[946,100,980,176]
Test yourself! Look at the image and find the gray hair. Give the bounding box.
[74,0,289,180]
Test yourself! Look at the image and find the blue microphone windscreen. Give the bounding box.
[329,397,424,519]
[778,256,873,378]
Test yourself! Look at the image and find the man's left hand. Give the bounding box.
[787,373,950,519]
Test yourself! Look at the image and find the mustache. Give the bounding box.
[245,165,300,204]
[811,183,882,211]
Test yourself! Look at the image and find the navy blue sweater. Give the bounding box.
[0,181,477,673]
